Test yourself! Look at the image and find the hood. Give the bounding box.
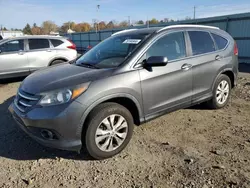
[20,63,114,94]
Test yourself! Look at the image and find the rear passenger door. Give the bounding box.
[187,31,221,103]
[26,38,57,71]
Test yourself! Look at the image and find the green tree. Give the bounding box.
[149,18,159,25]
[3,27,7,31]
[136,20,144,24]
[23,23,32,35]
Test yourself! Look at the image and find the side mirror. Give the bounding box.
[144,56,168,67]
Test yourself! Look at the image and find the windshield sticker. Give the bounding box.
[123,39,141,44]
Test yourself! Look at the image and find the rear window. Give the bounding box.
[188,31,215,56]
[28,39,50,50]
[50,39,63,47]
[211,33,228,50]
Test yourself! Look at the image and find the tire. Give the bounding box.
[50,59,65,66]
[83,102,134,159]
[207,74,232,109]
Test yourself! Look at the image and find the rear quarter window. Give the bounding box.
[211,33,228,50]
[50,39,64,47]
[188,31,216,56]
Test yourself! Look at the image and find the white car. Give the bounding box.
[0,35,77,79]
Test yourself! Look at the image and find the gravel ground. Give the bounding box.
[0,73,250,188]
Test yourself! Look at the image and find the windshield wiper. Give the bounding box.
[78,63,100,69]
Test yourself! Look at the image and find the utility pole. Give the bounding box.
[128,16,131,27]
[193,6,196,20]
[147,16,149,28]
[96,4,100,33]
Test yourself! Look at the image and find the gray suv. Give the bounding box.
[9,25,238,159]
[0,36,77,79]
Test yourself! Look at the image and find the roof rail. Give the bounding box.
[111,29,138,36]
[157,24,220,33]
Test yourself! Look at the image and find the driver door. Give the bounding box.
[0,39,29,75]
[138,31,193,120]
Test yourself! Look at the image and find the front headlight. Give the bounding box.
[39,84,89,106]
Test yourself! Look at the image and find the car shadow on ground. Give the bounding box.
[0,76,26,85]
[0,96,93,161]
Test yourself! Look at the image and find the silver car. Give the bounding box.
[0,36,77,79]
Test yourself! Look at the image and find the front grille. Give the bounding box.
[14,89,40,113]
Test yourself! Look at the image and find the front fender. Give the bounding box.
[75,93,144,139]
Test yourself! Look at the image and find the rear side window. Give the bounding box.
[28,39,50,50]
[188,31,215,56]
[50,39,63,47]
[146,32,186,61]
[211,33,228,50]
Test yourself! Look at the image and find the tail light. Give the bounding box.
[67,40,76,50]
[87,45,92,49]
[234,41,238,56]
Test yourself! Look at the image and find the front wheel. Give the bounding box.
[207,74,232,109]
[84,103,134,159]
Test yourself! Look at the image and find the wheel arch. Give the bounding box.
[48,57,69,66]
[212,68,236,90]
[76,94,145,139]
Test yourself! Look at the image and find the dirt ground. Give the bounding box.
[0,72,250,188]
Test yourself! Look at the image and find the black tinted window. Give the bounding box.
[29,39,50,50]
[146,32,186,61]
[211,33,228,50]
[50,39,63,47]
[0,40,24,52]
[189,31,215,55]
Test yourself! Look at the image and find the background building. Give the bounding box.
[0,30,24,39]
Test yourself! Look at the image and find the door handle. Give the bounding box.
[181,64,192,70]
[215,55,222,61]
[47,49,52,52]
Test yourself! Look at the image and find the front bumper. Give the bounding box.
[8,101,86,152]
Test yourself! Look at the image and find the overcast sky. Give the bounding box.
[1,0,250,29]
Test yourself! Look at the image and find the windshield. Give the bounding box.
[75,33,149,68]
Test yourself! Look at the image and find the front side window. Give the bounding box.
[28,39,50,50]
[211,33,228,50]
[146,32,186,61]
[75,34,149,68]
[188,31,215,55]
[0,40,24,53]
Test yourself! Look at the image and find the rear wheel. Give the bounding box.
[83,103,134,159]
[207,74,231,109]
[50,59,66,66]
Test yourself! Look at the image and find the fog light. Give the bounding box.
[41,129,56,140]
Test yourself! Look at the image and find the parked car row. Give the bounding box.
[8,25,238,159]
[0,35,77,79]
